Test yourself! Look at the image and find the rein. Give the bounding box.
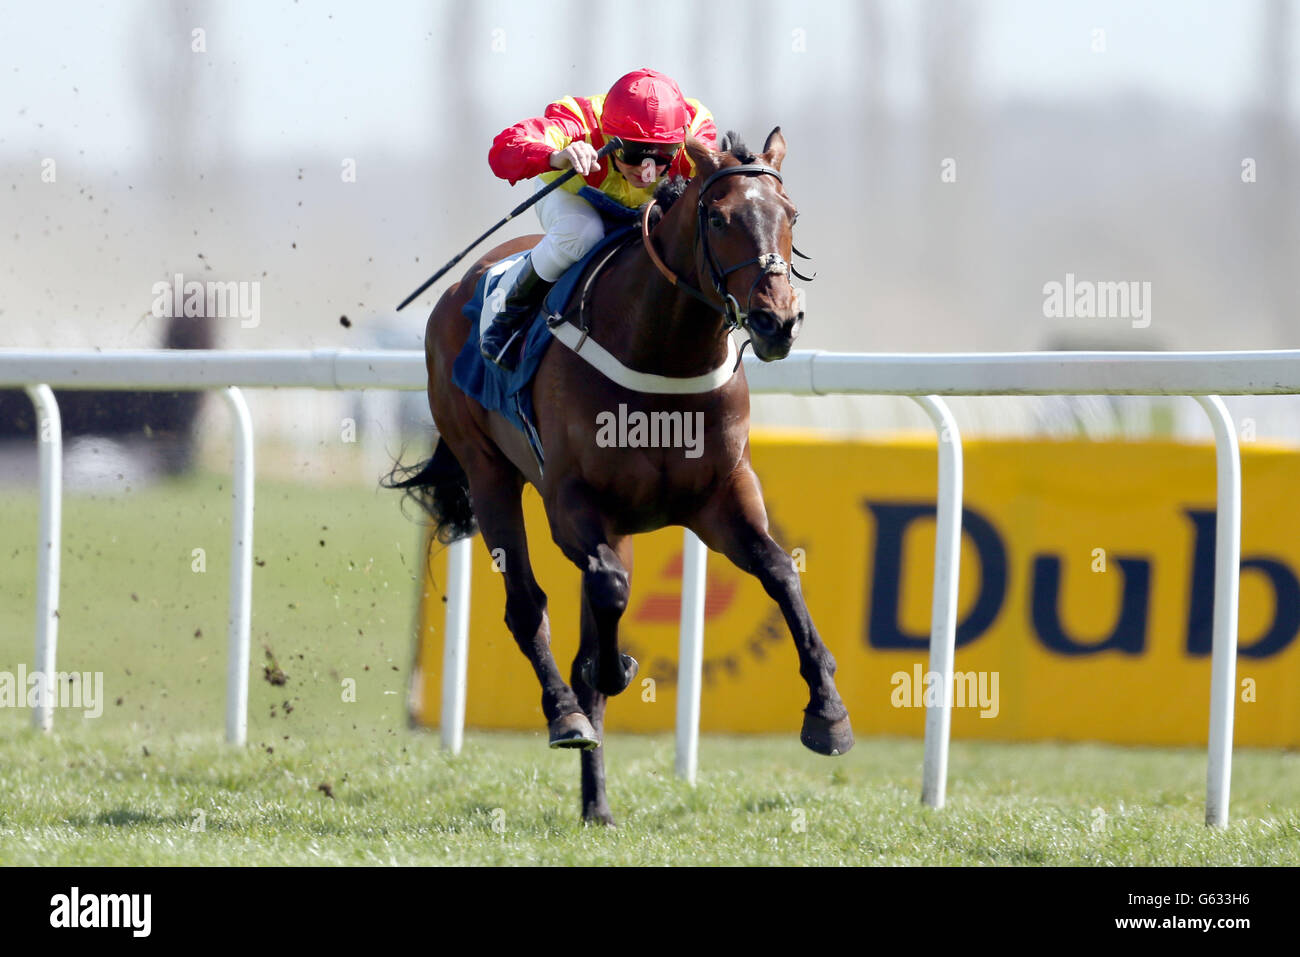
[640,164,812,332]
[543,159,816,392]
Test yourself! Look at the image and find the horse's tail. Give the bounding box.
[383,439,478,544]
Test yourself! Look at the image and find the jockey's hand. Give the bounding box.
[549,142,600,176]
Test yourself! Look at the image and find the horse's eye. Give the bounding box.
[708,211,725,230]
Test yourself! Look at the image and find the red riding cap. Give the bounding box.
[601,68,689,144]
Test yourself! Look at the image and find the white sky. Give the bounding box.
[0,0,1288,164]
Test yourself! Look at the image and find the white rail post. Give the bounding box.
[912,396,964,809]
[1195,395,1241,827]
[221,387,255,746]
[440,536,473,753]
[25,385,62,733]
[675,529,708,783]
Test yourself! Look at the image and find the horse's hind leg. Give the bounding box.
[569,534,633,825]
[466,462,597,749]
[548,481,638,697]
[691,466,854,756]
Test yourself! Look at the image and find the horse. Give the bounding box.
[391,128,853,825]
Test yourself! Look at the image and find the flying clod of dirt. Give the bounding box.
[262,645,289,686]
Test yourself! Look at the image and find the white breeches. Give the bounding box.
[528,181,606,282]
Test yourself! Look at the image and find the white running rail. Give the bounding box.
[3,347,1290,826]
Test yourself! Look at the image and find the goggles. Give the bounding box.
[617,142,681,168]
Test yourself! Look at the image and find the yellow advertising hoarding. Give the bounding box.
[413,434,1300,747]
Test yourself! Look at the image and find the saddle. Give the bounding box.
[451,222,639,472]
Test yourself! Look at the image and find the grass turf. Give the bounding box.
[1,470,1298,865]
[2,728,1299,866]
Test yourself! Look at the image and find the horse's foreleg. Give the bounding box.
[570,567,625,825]
[548,482,638,698]
[467,467,596,749]
[691,467,854,756]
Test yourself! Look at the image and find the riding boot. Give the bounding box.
[479,253,555,372]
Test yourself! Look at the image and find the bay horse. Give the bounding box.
[392,129,853,825]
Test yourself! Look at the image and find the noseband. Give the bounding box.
[641,164,811,332]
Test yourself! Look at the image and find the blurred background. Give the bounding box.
[3,0,1300,479]
[4,0,1300,758]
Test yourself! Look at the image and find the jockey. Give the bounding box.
[480,68,718,369]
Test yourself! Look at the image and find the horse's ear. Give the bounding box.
[762,126,786,171]
[685,134,722,179]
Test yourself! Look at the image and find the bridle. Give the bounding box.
[640,163,814,332]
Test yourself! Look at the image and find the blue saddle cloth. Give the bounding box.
[451,219,638,470]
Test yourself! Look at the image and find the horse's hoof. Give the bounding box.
[800,712,855,756]
[582,803,617,827]
[615,654,639,692]
[548,712,600,750]
[581,653,639,697]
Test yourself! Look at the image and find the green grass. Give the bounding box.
[2,728,1299,865]
[0,467,423,740]
[1,470,1299,865]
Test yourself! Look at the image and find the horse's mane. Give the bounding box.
[653,175,689,211]
[652,130,758,214]
[719,130,757,163]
